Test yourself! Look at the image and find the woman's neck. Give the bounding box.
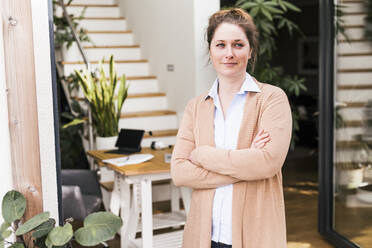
[217,72,246,95]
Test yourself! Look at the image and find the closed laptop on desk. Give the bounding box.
[105,128,145,154]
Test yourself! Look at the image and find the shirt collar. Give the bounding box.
[205,72,261,100]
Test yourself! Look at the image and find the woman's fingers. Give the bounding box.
[255,137,270,146]
[251,130,270,149]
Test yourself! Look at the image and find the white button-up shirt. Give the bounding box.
[206,73,261,244]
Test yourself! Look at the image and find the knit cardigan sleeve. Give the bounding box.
[171,98,240,189]
[190,88,292,181]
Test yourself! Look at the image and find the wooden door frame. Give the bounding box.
[1,0,62,222]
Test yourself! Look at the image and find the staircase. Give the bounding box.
[336,0,372,170]
[59,0,178,149]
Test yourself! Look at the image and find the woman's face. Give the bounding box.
[209,22,251,79]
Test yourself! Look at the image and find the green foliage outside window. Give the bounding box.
[235,0,307,148]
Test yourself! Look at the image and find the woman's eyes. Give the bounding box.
[215,43,244,48]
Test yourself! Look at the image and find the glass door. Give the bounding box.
[319,0,372,247]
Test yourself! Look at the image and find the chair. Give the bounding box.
[61,169,103,221]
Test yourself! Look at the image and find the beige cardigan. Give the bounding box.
[171,80,292,248]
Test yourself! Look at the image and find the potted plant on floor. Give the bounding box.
[64,55,129,150]
[0,190,122,248]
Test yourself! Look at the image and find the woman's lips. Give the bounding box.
[223,63,238,67]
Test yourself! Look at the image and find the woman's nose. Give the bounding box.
[225,45,234,59]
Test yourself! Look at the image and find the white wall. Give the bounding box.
[0,10,15,222]
[118,0,219,115]
[31,0,59,221]
[193,0,220,95]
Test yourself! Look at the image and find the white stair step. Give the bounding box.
[337,41,372,54]
[64,0,116,4]
[336,126,364,141]
[339,107,365,121]
[337,56,372,70]
[337,72,372,85]
[343,14,366,26]
[72,77,159,97]
[130,230,183,248]
[71,93,168,112]
[82,32,135,46]
[79,19,128,31]
[63,60,150,77]
[338,27,364,41]
[336,148,369,163]
[120,113,178,131]
[120,112,178,131]
[62,5,120,18]
[142,136,177,148]
[64,44,141,61]
[337,89,372,102]
[126,78,159,94]
[122,96,168,112]
[341,2,365,13]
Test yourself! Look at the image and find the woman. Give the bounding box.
[171,8,292,248]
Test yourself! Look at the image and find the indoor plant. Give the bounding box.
[64,55,129,149]
[0,190,122,248]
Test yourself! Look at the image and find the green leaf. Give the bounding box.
[235,0,249,6]
[32,219,56,239]
[74,212,122,246]
[250,6,260,17]
[264,5,284,14]
[278,0,287,10]
[45,236,53,248]
[0,223,10,234]
[261,7,273,21]
[2,191,26,223]
[47,223,73,247]
[9,243,24,248]
[282,0,301,12]
[1,230,11,239]
[15,212,50,236]
[0,240,3,248]
[62,118,86,129]
[240,2,257,9]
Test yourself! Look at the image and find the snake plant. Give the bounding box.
[64,55,129,137]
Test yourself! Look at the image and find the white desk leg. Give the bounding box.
[124,183,140,241]
[120,178,131,248]
[141,179,153,248]
[170,181,180,212]
[110,173,121,216]
[180,187,192,215]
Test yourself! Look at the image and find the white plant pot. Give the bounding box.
[96,135,118,150]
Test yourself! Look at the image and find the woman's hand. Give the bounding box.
[251,129,270,149]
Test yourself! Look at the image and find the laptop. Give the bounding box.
[104,128,145,155]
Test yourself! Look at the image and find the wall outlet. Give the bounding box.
[167,64,174,71]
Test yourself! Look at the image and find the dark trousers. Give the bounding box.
[211,241,232,248]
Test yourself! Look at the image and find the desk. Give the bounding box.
[87,148,191,248]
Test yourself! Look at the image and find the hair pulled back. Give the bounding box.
[207,8,259,71]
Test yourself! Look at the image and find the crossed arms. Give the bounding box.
[170,89,292,189]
